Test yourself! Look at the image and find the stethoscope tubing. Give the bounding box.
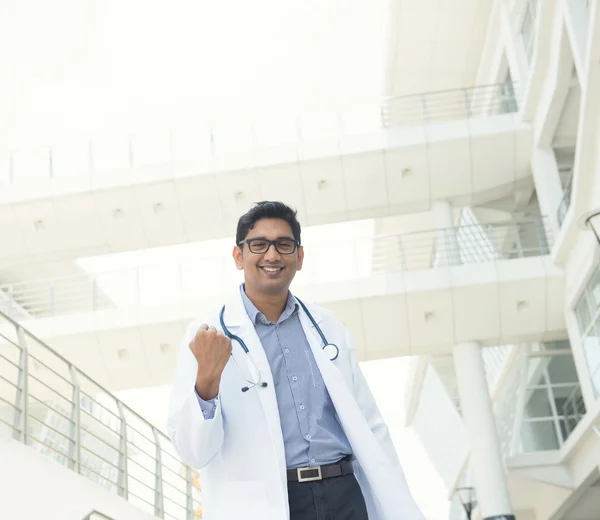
[218,297,340,392]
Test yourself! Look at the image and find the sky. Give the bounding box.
[1,0,452,517]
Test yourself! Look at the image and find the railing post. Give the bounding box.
[186,466,194,520]
[128,135,134,169]
[463,88,472,118]
[49,146,54,180]
[92,278,97,312]
[117,401,129,499]
[14,326,28,444]
[9,150,14,184]
[420,94,429,124]
[69,365,82,474]
[152,427,165,518]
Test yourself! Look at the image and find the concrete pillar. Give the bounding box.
[432,200,460,267]
[453,342,515,520]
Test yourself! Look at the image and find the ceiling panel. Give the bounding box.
[134,180,188,247]
[386,1,494,97]
[92,187,148,252]
[299,158,348,224]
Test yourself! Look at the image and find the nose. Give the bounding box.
[263,243,281,261]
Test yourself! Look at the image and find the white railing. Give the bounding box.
[0,217,553,321]
[0,310,201,519]
[0,83,519,187]
[381,82,520,128]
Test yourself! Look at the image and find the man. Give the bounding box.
[168,201,425,520]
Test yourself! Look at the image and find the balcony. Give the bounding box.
[0,310,202,519]
[0,217,564,392]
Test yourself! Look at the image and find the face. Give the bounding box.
[233,218,304,296]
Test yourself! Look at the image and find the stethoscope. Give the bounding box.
[218,298,340,393]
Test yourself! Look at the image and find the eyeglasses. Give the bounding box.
[238,238,299,255]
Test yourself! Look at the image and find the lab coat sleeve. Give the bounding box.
[344,326,402,468]
[167,321,225,469]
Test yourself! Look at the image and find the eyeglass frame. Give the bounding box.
[237,237,301,255]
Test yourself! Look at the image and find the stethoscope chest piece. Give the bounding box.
[323,343,340,362]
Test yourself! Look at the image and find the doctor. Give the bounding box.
[168,201,425,520]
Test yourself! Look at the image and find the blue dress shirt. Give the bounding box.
[197,286,353,469]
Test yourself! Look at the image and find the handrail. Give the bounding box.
[381,82,520,128]
[0,83,520,188]
[0,217,553,321]
[0,310,202,519]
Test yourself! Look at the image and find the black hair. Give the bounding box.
[236,201,301,245]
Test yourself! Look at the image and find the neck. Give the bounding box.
[243,284,289,323]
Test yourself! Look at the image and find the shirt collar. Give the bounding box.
[239,284,298,324]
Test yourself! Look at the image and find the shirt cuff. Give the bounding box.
[195,388,218,420]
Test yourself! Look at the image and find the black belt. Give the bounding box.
[287,459,354,483]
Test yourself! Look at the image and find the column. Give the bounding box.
[432,200,460,267]
[453,342,515,520]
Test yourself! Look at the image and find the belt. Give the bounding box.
[287,459,354,483]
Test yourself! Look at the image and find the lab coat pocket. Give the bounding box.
[216,480,269,520]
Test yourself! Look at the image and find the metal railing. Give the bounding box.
[557,169,574,227]
[0,310,202,519]
[0,84,520,188]
[381,82,520,128]
[0,217,553,321]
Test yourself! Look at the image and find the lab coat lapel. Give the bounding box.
[222,291,288,491]
[297,307,347,394]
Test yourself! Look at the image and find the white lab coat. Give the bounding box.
[168,290,425,520]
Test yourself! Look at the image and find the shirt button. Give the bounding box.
[311,458,316,464]
[202,410,208,416]
[292,376,298,382]
[299,404,305,410]
[305,434,311,440]
[284,349,290,354]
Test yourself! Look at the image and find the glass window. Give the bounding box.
[547,356,579,384]
[583,332,600,377]
[525,388,553,418]
[589,268,600,312]
[521,420,560,451]
[575,295,593,334]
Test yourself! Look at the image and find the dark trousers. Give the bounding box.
[287,473,369,520]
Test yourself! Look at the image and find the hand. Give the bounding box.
[190,324,232,400]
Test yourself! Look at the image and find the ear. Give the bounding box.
[296,246,304,271]
[232,245,244,271]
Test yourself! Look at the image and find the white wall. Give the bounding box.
[0,437,159,520]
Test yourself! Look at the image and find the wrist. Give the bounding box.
[195,374,220,400]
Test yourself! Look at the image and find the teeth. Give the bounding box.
[261,267,282,272]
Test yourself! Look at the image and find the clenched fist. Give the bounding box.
[190,324,232,400]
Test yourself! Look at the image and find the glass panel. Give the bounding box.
[521,420,560,451]
[527,356,549,386]
[524,388,553,418]
[547,356,579,384]
[591,367,600,396]
[582,331,600,376]
[588,267,600,312]
[541,339,571,351]
[575,295,593,334]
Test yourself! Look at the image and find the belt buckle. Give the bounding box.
[297,466,322,483]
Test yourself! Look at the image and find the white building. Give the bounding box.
[0,0,599,519]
